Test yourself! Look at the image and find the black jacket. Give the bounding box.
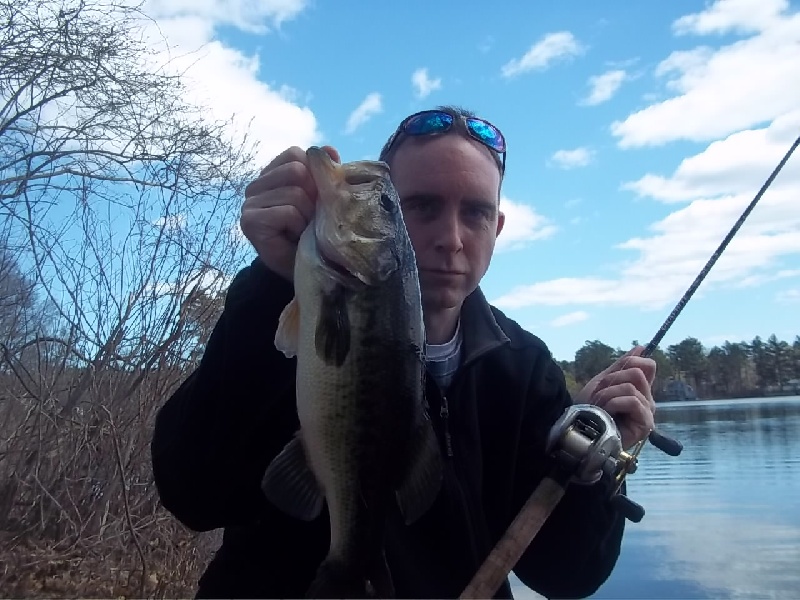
[151,258,626,599]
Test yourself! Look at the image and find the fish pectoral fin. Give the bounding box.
[261,433,324,521]
[395,416,444,525]
[315,285,350,366]
[275,296,301,358]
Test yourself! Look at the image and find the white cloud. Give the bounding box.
[492,1,800,322]
[611,0,800,148]
[777,288,800,303]
[550,311,589,328]
[146,266,232,298]
[228,219,249,247]
[701,333,753,346]
[143,0,309,33]
[731,268,800,288]
[411,68,442,99]
[495,196,558,252]
[501,32,585,78]
[138,0,320,168]
[549,147,593,169]
[492,185,800,311]
[622,109,800,202]
[627,494,800,599]
[672,0,787,36]
[581,69,627,105]
[345,92,383,134]
[152,214,186,230]
[493,123,800,312]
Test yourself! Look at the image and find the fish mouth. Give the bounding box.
[318,247,399,287]
[307,146,391,192]
[315,234,370,286]
[306,146,340,182]
[319,248,358,282]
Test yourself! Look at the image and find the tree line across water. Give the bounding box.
[557,335,800,401]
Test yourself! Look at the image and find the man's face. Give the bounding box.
[389,133,505,315]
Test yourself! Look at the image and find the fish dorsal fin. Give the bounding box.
[261,433,325,521]
[275,296,300,358]
[315,285,350,366]
[395,414,443,525]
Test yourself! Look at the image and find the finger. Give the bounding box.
[601,395,655,436]
[595,366,652,398]
[591,381,642,408]
[598,357,657,388]
[245,160,318,201]
[624,347,657,384]
[240,204,309,246]
[242,185,316,225]
[626,353,657,386]
[259,146,307,176]
[597,381,656,417]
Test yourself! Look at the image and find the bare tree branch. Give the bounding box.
[1,0,256,595]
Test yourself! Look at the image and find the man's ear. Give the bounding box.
[496,210,505,237]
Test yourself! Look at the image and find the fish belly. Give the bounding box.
[297,283,422,565]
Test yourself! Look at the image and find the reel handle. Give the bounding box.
[649,429,683,456]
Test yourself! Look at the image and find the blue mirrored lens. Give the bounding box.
[405,112,454,135]
[467,119,505,152]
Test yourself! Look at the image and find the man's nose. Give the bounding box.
[434,212,464,253]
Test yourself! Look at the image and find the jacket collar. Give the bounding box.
[457,286,511,368]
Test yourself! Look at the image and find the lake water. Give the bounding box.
[511,396,800,599]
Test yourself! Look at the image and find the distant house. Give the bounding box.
[765,379,800,395]
[662,378,698,402]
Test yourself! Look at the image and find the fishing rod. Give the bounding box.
[634,131,800,459]
[460,132,800,600]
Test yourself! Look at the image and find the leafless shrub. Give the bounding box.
[0,0,258,596]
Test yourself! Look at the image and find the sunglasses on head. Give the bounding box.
[381,109,507,173]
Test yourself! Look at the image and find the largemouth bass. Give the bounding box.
[261,147,443,599]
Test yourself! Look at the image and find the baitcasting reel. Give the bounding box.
[545,404,682,523]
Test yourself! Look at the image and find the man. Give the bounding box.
[151,105,657,599]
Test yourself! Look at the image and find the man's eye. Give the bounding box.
[405,200,434,214]
[465,206,491,220]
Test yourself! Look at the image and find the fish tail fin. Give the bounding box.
[304,554,395,599]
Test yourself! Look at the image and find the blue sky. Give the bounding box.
[140,0,800,361]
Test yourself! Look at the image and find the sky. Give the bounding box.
[137,0,800,362]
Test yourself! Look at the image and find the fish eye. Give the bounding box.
[380,192,396,213]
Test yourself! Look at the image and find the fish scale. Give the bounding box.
[262,147,443,599]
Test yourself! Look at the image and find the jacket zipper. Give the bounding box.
[438,381,486,582]
[434,337,508,461]
[439,394,454,458]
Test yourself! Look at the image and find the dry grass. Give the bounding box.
[0,369,220,599]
